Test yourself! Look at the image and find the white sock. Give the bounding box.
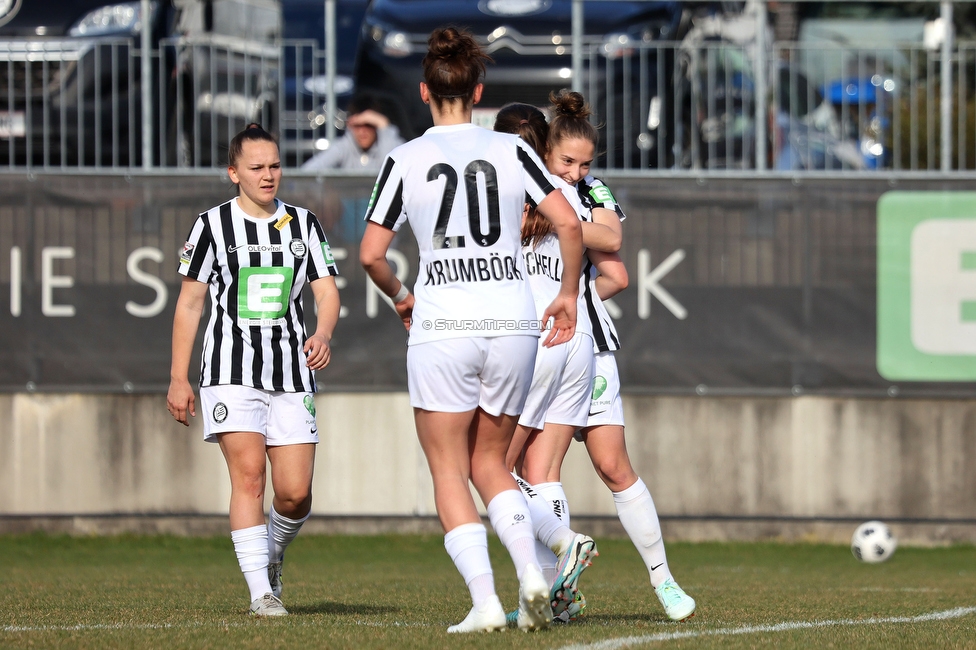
[487,489,539,580]
[513,473,576,556]
[536,481,571,528]
[268,507,309,562]
[535,539,558,585]
[444,523,496,607]
[613,478,673,587]
[231,524,273,602]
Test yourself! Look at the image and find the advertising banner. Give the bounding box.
[1,174,975,396]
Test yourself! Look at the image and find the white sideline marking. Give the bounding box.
[5,606,973,637]
[556,606,976,650]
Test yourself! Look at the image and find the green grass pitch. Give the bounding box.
[1,533,974,649]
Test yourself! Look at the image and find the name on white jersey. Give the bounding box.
[524,250,562,282]
[423,253,523,287]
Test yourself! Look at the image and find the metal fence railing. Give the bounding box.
[3,19,976,173]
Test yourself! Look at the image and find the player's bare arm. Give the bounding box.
[360,221,413,330]
[305,276,341,370]
[167,277,208,426]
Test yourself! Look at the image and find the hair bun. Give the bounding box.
[549,90,591,120]
[428,27,474,59]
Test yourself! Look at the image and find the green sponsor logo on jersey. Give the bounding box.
[322,242,335,265]
[589,185,615,205]
[366,179,380,213]
[303,394,316,417]
[237,267,295,320]
[591,375,608,400]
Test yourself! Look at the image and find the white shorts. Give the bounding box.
[407,336,538,416]
[582,351,625,429]
[199,385,319,445]
[519,332,594,430]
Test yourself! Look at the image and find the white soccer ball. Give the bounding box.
[851,520,897,563]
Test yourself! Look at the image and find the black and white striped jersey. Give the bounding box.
[178,198,339,392]
[365,123,557,345]
[577,175,627,353]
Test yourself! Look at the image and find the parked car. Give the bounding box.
[279,0,369,167]
[353,0,684,168]
[0,0,280,168]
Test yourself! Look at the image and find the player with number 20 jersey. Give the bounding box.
[365,123,556,344]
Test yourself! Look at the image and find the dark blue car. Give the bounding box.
[354,0,683,168]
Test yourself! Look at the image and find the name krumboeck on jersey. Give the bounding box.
[422,253,523,286]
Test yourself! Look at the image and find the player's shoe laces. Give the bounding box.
[447,594,507,633]
[551,534,598,616]
[553,591,587,623]
[268,559,283,599]
[516,563,552,631]
[249,593,288,617]
[654,578,696,621]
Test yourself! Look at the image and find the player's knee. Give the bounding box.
[595,460,637,492]
[275,488,312,512]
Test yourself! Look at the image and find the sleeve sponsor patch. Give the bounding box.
[589,185,615,204]
[180,242,194,264]
[321,242,335,265]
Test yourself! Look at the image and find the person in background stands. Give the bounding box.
[301,93,405,171]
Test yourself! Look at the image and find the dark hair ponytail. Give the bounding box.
[228,123,277,166]
[422,26,491,107]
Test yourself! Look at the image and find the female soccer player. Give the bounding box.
[493,102,622,622]
[167,124,340,617]
[359,27,584,633]
[516,91,697,622]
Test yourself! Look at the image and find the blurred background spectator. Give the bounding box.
[301,93,405,171]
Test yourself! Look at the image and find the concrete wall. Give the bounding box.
[1,393,974,544]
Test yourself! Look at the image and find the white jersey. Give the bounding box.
[522,177,592,339]
[365,123,557,345]
[577,175,626,353]
[178,198,339,392]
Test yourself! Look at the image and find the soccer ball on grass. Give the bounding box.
[851,520,897,563]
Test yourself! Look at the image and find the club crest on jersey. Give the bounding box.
[289,239,307,258]
[213,402,228,423]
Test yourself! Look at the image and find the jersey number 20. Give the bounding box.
[427,160,501,250]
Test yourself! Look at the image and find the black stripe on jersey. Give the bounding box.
[378,179,404,230]
[291,291,309,391]
[364,157,402,229]
[581,257,610,352]
[222,203,246,384]
[289,207,312,390]
[517,143,556,196]
[576,177,596,209]
[187,213,214,280]
[606,317,620,349]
